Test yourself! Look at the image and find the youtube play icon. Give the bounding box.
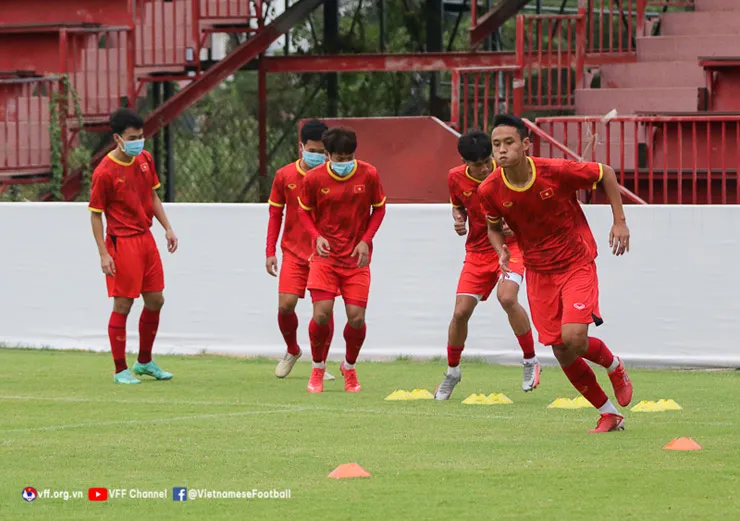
[88,488,108,501]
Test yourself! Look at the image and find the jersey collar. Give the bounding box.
[108,152,136,167]
[326,160,358,182]
[464,158,496,184]
[296,160,307,176]
[501,156,536,192]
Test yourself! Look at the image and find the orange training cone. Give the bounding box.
[663,437,702,451]
[328,463,371,479]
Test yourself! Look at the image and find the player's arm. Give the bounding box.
[479,185,512,272]
[152,190,178,253]
[599,164,630,256]
[298,179,329,256]
[88,172,114,276]
[448,174,467,235]
[354,172,387,267]
[265,172,286,276]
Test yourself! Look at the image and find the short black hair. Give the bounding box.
[457,129,492,162]
[300,119,328,144]
[492,114,528,141]
[110,108,144,136]
[322,127,357,155]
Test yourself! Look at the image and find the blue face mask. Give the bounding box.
[121,138,145,157]
[331,160,355,177]
[302,150,326,169]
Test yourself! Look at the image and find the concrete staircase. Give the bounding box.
[576,0,740,115]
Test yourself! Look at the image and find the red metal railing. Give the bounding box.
[199,0,259,19]
[520,11,585,110]
[62,28,136,121]
[135,0,199,70]
[0,76,60,176]
[534,115,740,204]
[450,66,523,132]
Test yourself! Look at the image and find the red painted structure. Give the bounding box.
[1,0,738,205]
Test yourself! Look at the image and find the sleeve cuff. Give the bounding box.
[593,163,604,190]
[450,198,462,209]
[372,196,387,208]
[268,199,285,208]
[298,197,313,211]
[153,183,161,190]
[88,207,103,213]
[487,216,500,223]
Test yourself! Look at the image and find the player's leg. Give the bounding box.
[106,235,143,384]
[434,295,478,400]
[560,262,632,409]
[337,266,371,393]
[306,263,340,392]
[132,234,172,381]
[496,272,541,392]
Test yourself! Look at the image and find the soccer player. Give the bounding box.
[478,114,633,433]
[434,129,540,401]
[88,108,178,384]
[297,127,387,393]
[266,119,335,381]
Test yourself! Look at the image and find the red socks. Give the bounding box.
[561,357,608,408]
[278,311,301,356]
[322,314,334,362]
[138,308,160,364]
[583,337,615,369]
[516,330,536,359]
[108,312,128,373]
[309,319,332,363]
[447,344,464,367]
[344,323,366,365]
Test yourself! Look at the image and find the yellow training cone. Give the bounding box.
[462,393,493,405]
[657,399,682,410]
[410,389,434,400]
[571,396,591,408]
[548,398,577,409]
[487,393,513,404]
[385,390,414,401]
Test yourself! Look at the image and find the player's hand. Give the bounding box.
[265,256,278,277]
[452,209,467,236]
[316,236,331,257]
[609,221,630,256]
[497,244,512,275]
[165,229,179,253]
[351,241,370,268]
[100,253,115,277]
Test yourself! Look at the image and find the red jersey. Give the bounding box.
[478,156,603,273]
[298,160,386,268]
[449,160,517,254]
[88,151,161,237]
[268,160,314,262]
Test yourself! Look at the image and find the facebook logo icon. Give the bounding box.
[173,487,187,501]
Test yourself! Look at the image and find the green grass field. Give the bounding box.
[2,348,738,520]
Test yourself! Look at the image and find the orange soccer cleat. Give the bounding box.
[307,367,325,393]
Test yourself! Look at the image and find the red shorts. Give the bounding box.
[105,232,164,299]
[456,245,525,301]
[278,254,310,298]
[307,262,371,307]
[525,261,602,346]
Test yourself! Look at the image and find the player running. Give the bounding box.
[435,129,540,401]
[478,114,633,433]
[88,108,178,384]
[266,119,335,381]
[298,127,387,393]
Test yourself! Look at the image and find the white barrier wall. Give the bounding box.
[1,203,738,368]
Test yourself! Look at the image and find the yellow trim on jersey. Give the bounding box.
[450,198,462,208]
[88,207,103,213]
[297,197,313,211]
[593,163,604,190]
[107,152,135,167]
[268,199,285,208]
[464,158,496,184]
[487,216,501,223]
[372,196,387,207]
[501,156,537,192]
[153,183,161,190]
[296,160,307,176]
[326,160,359,182]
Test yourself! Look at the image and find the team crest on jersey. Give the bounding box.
[540,188,554,200]
[116,177,125,184]
[353,184,366,194]
[503,201,513,207]
[140,163,148,172]
[321,187,330,194]
[463,190,473,197]
[287,183,297,190]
